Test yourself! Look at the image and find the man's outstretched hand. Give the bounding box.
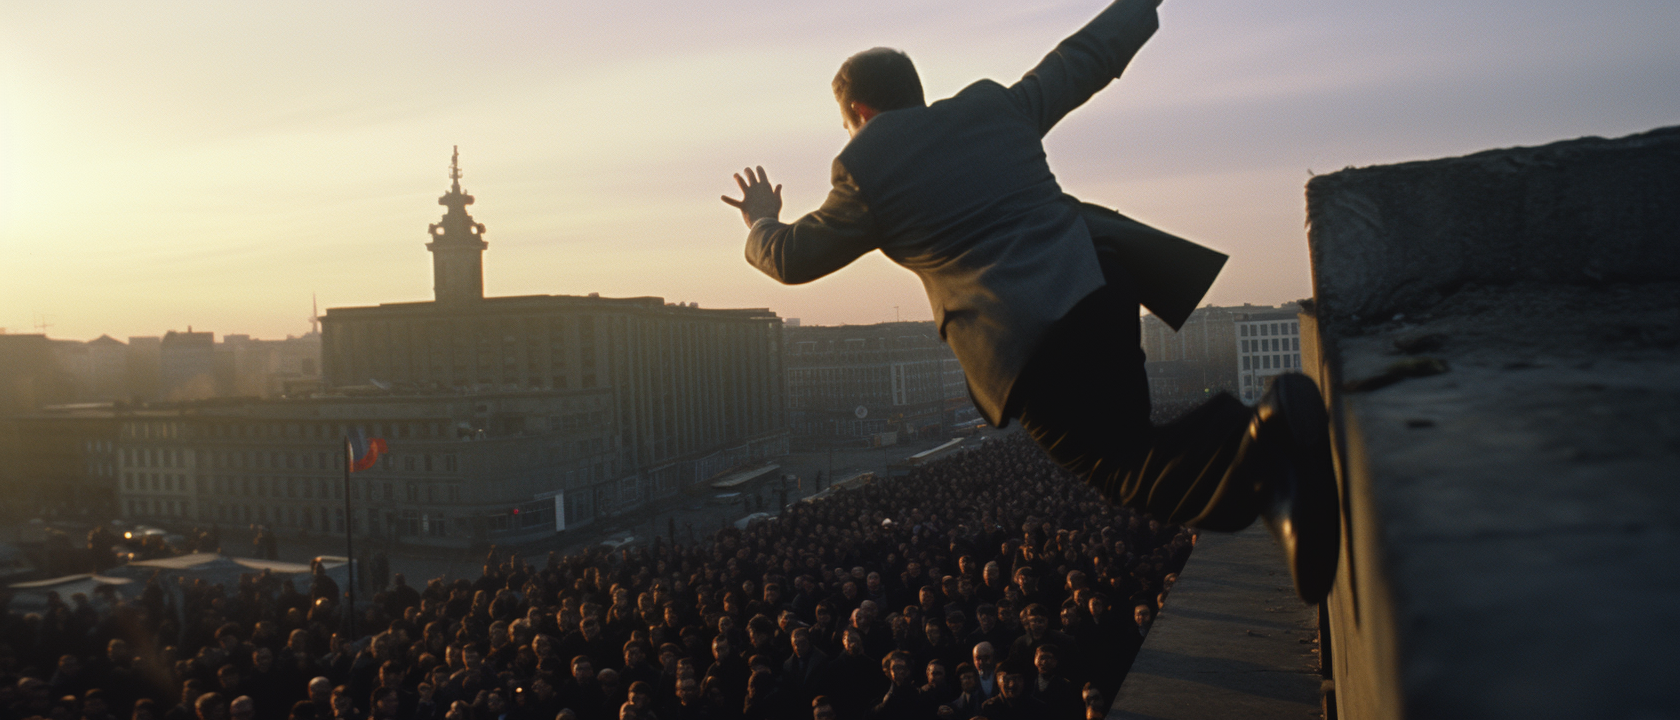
[721,166,782,227]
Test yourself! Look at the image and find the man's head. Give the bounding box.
[972,642,995,673]
[1023,604,1050,638]
[790,627,813,659]
[883,651,914,687]
[833,48,926,135]
[1000,666,1028,700]
[812,696,837,720]
[842,627,865,656]
[676,678,701,706]
[229,695,254,720]
[1035,645,1060,677]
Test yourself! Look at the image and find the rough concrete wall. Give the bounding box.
[1305,125,1680,719]
[1306,126,1680,327]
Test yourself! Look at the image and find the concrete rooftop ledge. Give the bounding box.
[1303,127,1680,719]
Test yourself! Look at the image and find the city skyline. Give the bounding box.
[4,0,1678,341]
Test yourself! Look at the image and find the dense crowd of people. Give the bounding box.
[0,434,1192,720]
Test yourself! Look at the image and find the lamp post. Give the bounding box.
[342,437,356,639]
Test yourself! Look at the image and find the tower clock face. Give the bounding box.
[854,406,868,419]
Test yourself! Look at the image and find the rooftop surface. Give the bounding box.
[1109,526,1323,720]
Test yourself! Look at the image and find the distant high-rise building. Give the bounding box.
[1140,305,1243,406]
[160,329,217,400]
[126,336,162,401]
[1141,303,1302,409]
[1234,305,1304,404]
[0,333,74,413]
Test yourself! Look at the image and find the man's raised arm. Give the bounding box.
[725,161,882,286]
[1009,0,1163,135]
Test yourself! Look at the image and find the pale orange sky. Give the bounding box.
[3,0,1677,341]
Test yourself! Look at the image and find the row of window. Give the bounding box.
[126,420,456,442]
[1242,321,1299,338]
[1242,337,1301,354]
[122,499,453,538]
[1243,354,1302,371]
[121,473,464,504]
[122,447,459,473]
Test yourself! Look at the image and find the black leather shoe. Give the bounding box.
[1250,373,1341,604]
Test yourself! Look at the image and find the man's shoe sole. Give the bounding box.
[1259,373,1341,604]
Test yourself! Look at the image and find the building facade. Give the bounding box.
[0,407,119,521]
[311,151,786,536]
[1140,303,1305,407]
[1235,305,1304,404]
[1140,306,1243,406]
[108,392,626,546]
[783,322,970,445]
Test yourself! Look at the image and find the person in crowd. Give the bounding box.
[938,664,987,720]
[978,660,1050,720]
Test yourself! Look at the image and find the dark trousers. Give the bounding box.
[1012,283,1261,531]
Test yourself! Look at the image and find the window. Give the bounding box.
[400,510,420,536]
[1242,357,1251,370]
[406,482,419,502]
[383,483,394,501]
[444,455,458,472]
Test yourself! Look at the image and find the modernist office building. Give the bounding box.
[1140,303,1307,407]
[1235,305,1304,404]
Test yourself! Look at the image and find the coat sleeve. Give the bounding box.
[1007,0,1161,135]
[744,158,882,285]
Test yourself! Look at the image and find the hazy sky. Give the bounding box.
[3,0,1676,341]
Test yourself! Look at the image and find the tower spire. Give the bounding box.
[427,146,488,304]
[449,145,462,190]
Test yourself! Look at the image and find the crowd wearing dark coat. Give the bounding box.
[0,434,1191,720]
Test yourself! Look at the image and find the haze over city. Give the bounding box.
[3,0,1677,341]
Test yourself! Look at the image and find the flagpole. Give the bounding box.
[343,437,356,640]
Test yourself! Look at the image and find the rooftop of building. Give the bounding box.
[322,292,778,321]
